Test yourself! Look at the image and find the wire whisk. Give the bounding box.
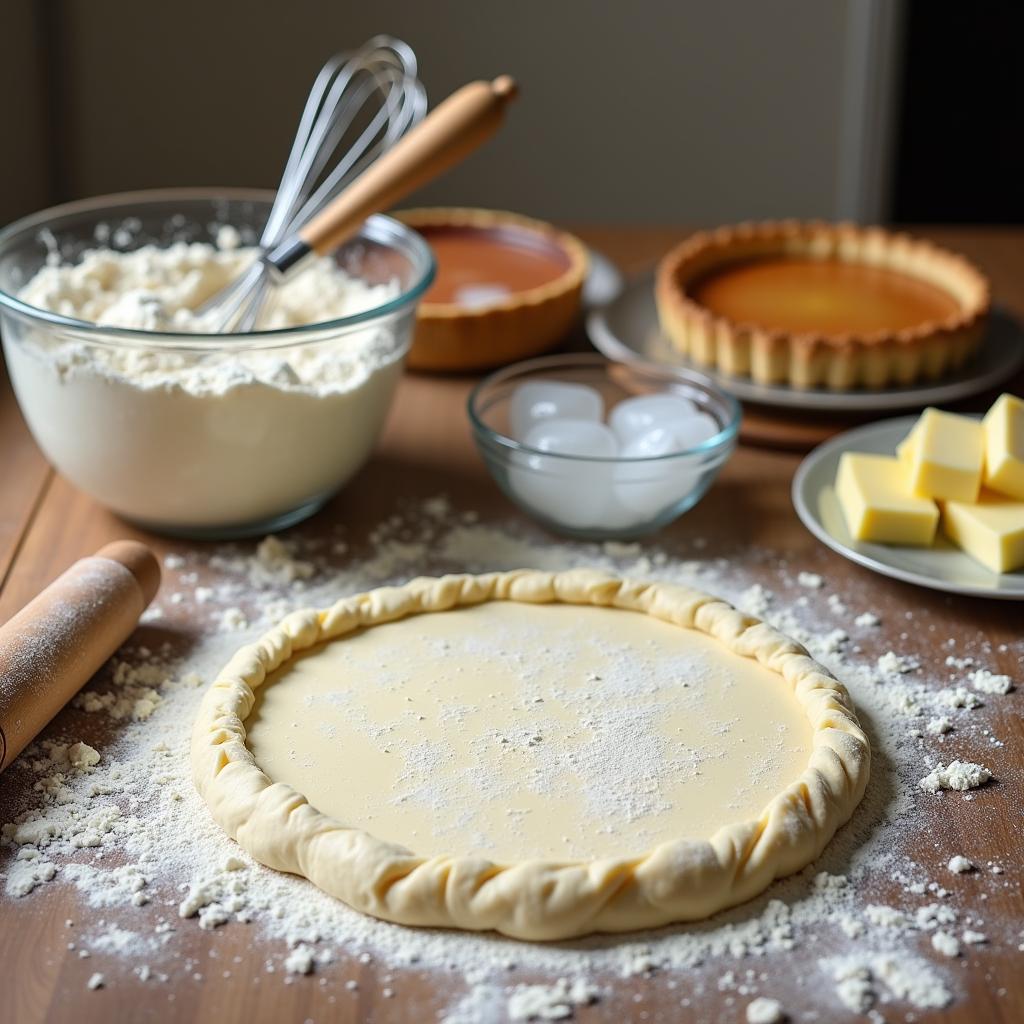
[202,36,427,332]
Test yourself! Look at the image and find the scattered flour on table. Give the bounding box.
[0,496,1020,1022]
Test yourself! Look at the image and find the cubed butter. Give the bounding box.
[983,393,1024,499]
[904,408,984,502]
[836,452,939,545]
[943,490,1024,574]
[896,421,920,466]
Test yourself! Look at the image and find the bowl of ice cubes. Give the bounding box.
[468,353,740,538]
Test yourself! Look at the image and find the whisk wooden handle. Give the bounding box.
[298,76,518,256]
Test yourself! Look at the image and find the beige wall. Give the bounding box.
[6,0,869,226]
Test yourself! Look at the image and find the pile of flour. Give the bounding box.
[0,497,1019,1022]
[7,228,405,529]
[19,225,396,336]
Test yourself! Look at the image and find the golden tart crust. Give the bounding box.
[396,208,589,372]
[655,221,990,391]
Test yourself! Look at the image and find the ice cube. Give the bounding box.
[614,425,706,517]
[609,394,698,444]
[508,418,617,529]
[668,412,720,449]
[521,418,618,458]
[509,382,604,441]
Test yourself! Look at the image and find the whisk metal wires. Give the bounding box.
[203,36,426,333]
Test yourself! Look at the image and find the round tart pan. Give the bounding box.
[395,208,589,372]
[654,221,991,392]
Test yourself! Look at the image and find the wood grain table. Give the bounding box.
[1,227,1022,1023]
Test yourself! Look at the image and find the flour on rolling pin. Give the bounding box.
[0,541,160,771]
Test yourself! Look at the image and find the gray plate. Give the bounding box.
[792,417,1024,600]
[586,272,1024,412]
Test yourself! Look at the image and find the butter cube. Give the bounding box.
[983,393,1024,499]
[943,491,1024,574]
[904,408,983,502]
[836,452,939,545]
[896,422,920,466]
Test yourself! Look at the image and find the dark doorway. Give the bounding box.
[892,2,1024,224]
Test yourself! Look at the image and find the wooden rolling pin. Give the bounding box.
[0,541,160,772]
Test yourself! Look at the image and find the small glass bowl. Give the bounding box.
[468,353,741,539]
[0,188,435,538]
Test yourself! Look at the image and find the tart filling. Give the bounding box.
[418,222,573,307]
[656,222,990,391]
[396,208,588,371]
[192,570,869,940]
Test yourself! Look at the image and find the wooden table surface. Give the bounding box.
[1,227,1022,1023]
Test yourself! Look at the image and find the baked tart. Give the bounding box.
[655,221,990,390]
[396,208,588,371]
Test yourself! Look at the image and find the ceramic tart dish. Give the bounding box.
[655,221,990,391]
[395,208,589,371]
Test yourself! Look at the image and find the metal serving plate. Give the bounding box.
[587,272,1024,413]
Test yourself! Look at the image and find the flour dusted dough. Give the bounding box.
[191,570,870,940]
[245,601,815,863]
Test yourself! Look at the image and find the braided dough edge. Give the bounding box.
[191,569,870,940]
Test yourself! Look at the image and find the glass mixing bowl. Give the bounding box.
[469,353,741,539]
[0,188,435,538]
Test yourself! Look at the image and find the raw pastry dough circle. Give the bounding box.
[191,570,870,940]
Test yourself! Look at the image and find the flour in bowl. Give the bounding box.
[19,228,392,334]
[5,232,409,531]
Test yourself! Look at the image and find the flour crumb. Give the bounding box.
[854,611,881,627]
[284,945,315,975]
[797,572,823,589]
[968,668,1014,695]
[877,652,917,677]
[926,716,953,736]
[86,972,105,990]
[937,686,983,709]
[746,995,785,1023]
[919,760,993,793]
[219,607,249,631]
[831,963,874,1013]
[962,929,987,945]
[865,904,906,928]
[931,931,961,958]
[827,955,951,1012]
[948,855,974,874]
[67,742,100,770]
[5,858,58,897]
[507,977,600,1021]
[252,536,315,586]
[738,584,773,616]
